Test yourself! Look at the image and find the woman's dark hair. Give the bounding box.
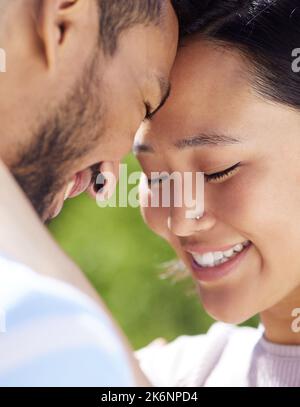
[172,0,300,109]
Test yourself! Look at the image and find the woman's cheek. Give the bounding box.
[139,178,169,237]
[207,177,251,227]
[142,203,170,239]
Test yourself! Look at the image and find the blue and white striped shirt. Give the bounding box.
[0,255,135,387]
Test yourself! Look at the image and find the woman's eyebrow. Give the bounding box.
[174,133,241,149]
[133,133,241,154]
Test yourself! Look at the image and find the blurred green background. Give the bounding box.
[49,154,258,350]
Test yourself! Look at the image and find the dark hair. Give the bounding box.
[172,0,300,109]
[98,0,163,56]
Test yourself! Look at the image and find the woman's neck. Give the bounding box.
[260,287,300,345]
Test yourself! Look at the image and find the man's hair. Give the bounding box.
[1,1,162,55]
[98,0,163,55]
[172,0,300,110]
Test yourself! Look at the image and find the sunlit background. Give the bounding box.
[49,154,258,350]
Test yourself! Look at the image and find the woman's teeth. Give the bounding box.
[191,241,250,268]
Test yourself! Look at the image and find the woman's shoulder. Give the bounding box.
[135,322,262,386]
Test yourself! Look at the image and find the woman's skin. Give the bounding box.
[135,35,300,345]
[0,160,151,386]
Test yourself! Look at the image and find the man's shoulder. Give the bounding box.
[0,255,134,386]
[0,254,98,312]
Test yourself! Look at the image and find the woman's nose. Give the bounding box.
[167,207,217,237]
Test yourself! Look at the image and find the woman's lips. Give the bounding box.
[188,242,252,283]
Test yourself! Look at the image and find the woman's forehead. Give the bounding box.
[173,40,248,94]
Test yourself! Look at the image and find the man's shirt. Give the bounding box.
[0,255,135,386]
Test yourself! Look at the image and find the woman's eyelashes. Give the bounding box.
[205,162,241,184]
[146,163,241,187]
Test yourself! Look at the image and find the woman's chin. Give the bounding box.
[208,310,252,325]
[197,289,256,325]
[207,306,254,325]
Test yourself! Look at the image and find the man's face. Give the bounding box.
[3,0,178,222]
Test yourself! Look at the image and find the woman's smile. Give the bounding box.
[186,240,252,283]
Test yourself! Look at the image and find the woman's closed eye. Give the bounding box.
[205,162,241,184]
[145,162,241,187]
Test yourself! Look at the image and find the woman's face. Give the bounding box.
[135,37,300,324]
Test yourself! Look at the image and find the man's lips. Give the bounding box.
[64,169,93,200]
[50,167,99,220]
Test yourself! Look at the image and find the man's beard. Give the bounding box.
[11,55,103,222]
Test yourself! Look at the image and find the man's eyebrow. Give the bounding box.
[133,133,241,155]
[146,77,171,119]
[174,133,241,149]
